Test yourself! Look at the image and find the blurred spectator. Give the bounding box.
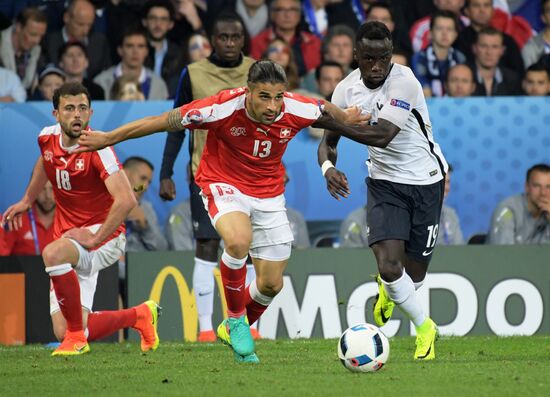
[438,164,464,245]
[456,0,524,77]
[409,0,468,54]
[412,10,466,97]
[235,0,269,38]
[445,63,476,96]
[111,75,146,101]
[0,1,65,33]
[471,27,522,96]
[300,0,358,38]
[522,63,550,96]
[0,66,27,102]
[391,47,409,66]
[283,168,310,248]
[251,0,322,76]
[142,0,184,97]
[123,156,168,252]
[302,24,355,92]
[0,181,55,256]
[365,1,412,58]
[315,60,344,100]
[264,38,300,90]
[521,0,550,69]
[42,0,111,79]
[339,205,368,248]
[165,198,194,250]
[58,41,105,99]
[488,163,550,245]
[169,0,209,46]
[185,32,212,64]
[0,7,47,90]
[94,27,168,99]
[31,64,66,101]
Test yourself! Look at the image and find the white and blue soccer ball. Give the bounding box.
[337,323,390,373]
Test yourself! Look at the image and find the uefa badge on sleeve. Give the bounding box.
[186,109,203,124]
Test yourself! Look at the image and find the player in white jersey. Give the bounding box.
[318,21,448,361]
[76,60,369,364]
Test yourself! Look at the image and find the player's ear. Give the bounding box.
[52,109,58,120]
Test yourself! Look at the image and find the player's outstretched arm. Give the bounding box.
[77,108,183,152]
[63,170,137,248]
[2,157,48,230]
[317,130,350,200]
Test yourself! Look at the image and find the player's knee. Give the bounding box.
[42,244,62,267]
[257,277,283,297]
[223,236,251,258]
[378,259,404,282]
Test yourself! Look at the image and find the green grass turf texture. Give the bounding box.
[1,336,549,396]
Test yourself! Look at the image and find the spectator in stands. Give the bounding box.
[391,48,409,66]
[0,181,55,256]
[0,7,47,91]
[185,33,212,64]
[445,63,477,96]
[94,27,168,100]
[456,0,524,77]
[315,60,344,100]
[488,163,550,245]
[123,156,168,252]
[339,205,368,248]
[169,0,209,46]
[142,0,184,97]
[283,168,310,248]
[251,0,321,76]
[264,38,300,90]
[471,27,522,96]
[235,0,269,39]
[409,0,467,54]
[302,24,355,92]
[31,64,66,101]
[522,63,550,96]
[300,0,358,38]
[522,0,550,69]
[166,198,194,251]
[438,164,464,245]
[412,10,466,97]
[111,75,146,101]
[42,0,111,79]
[365,1,412,58]
[58,41,105,100]
[0,66,26,102]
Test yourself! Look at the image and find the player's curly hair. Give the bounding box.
[356,21,391,43]
[52,82,91,109]
[247,60,287,87]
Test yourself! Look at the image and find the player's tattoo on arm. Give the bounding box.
[167,109,183,132]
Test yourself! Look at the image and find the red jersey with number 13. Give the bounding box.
[177,87,324,198]
[38,124,125,241]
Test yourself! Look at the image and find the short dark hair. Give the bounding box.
[52,82,91,110]
[315,61,343,81]
[526,62,550,78]
[123,156,154,171]
[322,24,355,55]
[119,26,148,47]
[430,10,459,32]
[365,1,394,21]
[526,163,550,182]
[247,60,287,86]
[58,41,88,61]
[15,6,47,26]
[356,21,392,44]
[209,10,245,38]
[476,27,503,43]
[142,0,175,20]
[446,63,475,82]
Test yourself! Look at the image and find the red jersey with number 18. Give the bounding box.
[177,87,324,198]
[38,124,125,241]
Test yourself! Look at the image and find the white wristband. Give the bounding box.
[321,160,335,176]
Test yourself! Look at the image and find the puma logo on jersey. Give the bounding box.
[257,127,269,136]
[60,157,69,168]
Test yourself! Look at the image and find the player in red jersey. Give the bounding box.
[1,82,160,356]
[76,60,368,363]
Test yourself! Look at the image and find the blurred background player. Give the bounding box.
[1,82,159,356]
[488,163,550,245]
[0,181,55,256]
[159,12,255,342]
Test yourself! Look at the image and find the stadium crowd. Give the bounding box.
[1,0,549,255]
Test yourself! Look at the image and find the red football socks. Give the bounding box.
[245,285,268,326]
[87,308,137,341]
[220,256,247,318]
[50,269,83,332]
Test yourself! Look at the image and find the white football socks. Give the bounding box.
[381,271,426,327]
[193,257,217,332]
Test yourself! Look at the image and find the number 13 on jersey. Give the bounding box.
[253,140,271,158]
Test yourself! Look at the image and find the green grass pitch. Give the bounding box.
[1,336,550,396]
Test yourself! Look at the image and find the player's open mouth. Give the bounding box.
[72,121,82,130]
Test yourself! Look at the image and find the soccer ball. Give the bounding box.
[337,323,390,373]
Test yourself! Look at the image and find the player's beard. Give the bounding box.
[36,200,55,214]
[60,120,88,139]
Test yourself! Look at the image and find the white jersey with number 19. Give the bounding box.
[176,87,324,198]
[331,63,448,185]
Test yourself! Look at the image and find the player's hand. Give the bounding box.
[343,106,371,126]
[75,131,110,152]
[159,178,176,201]
[1,200,31,231]
[127,206,148,230]
[325,168,350,200]
[63,228,98,249]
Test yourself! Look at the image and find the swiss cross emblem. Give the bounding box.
[43,151,53,162]
[75,158,85,170]
[280,128,291,138]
